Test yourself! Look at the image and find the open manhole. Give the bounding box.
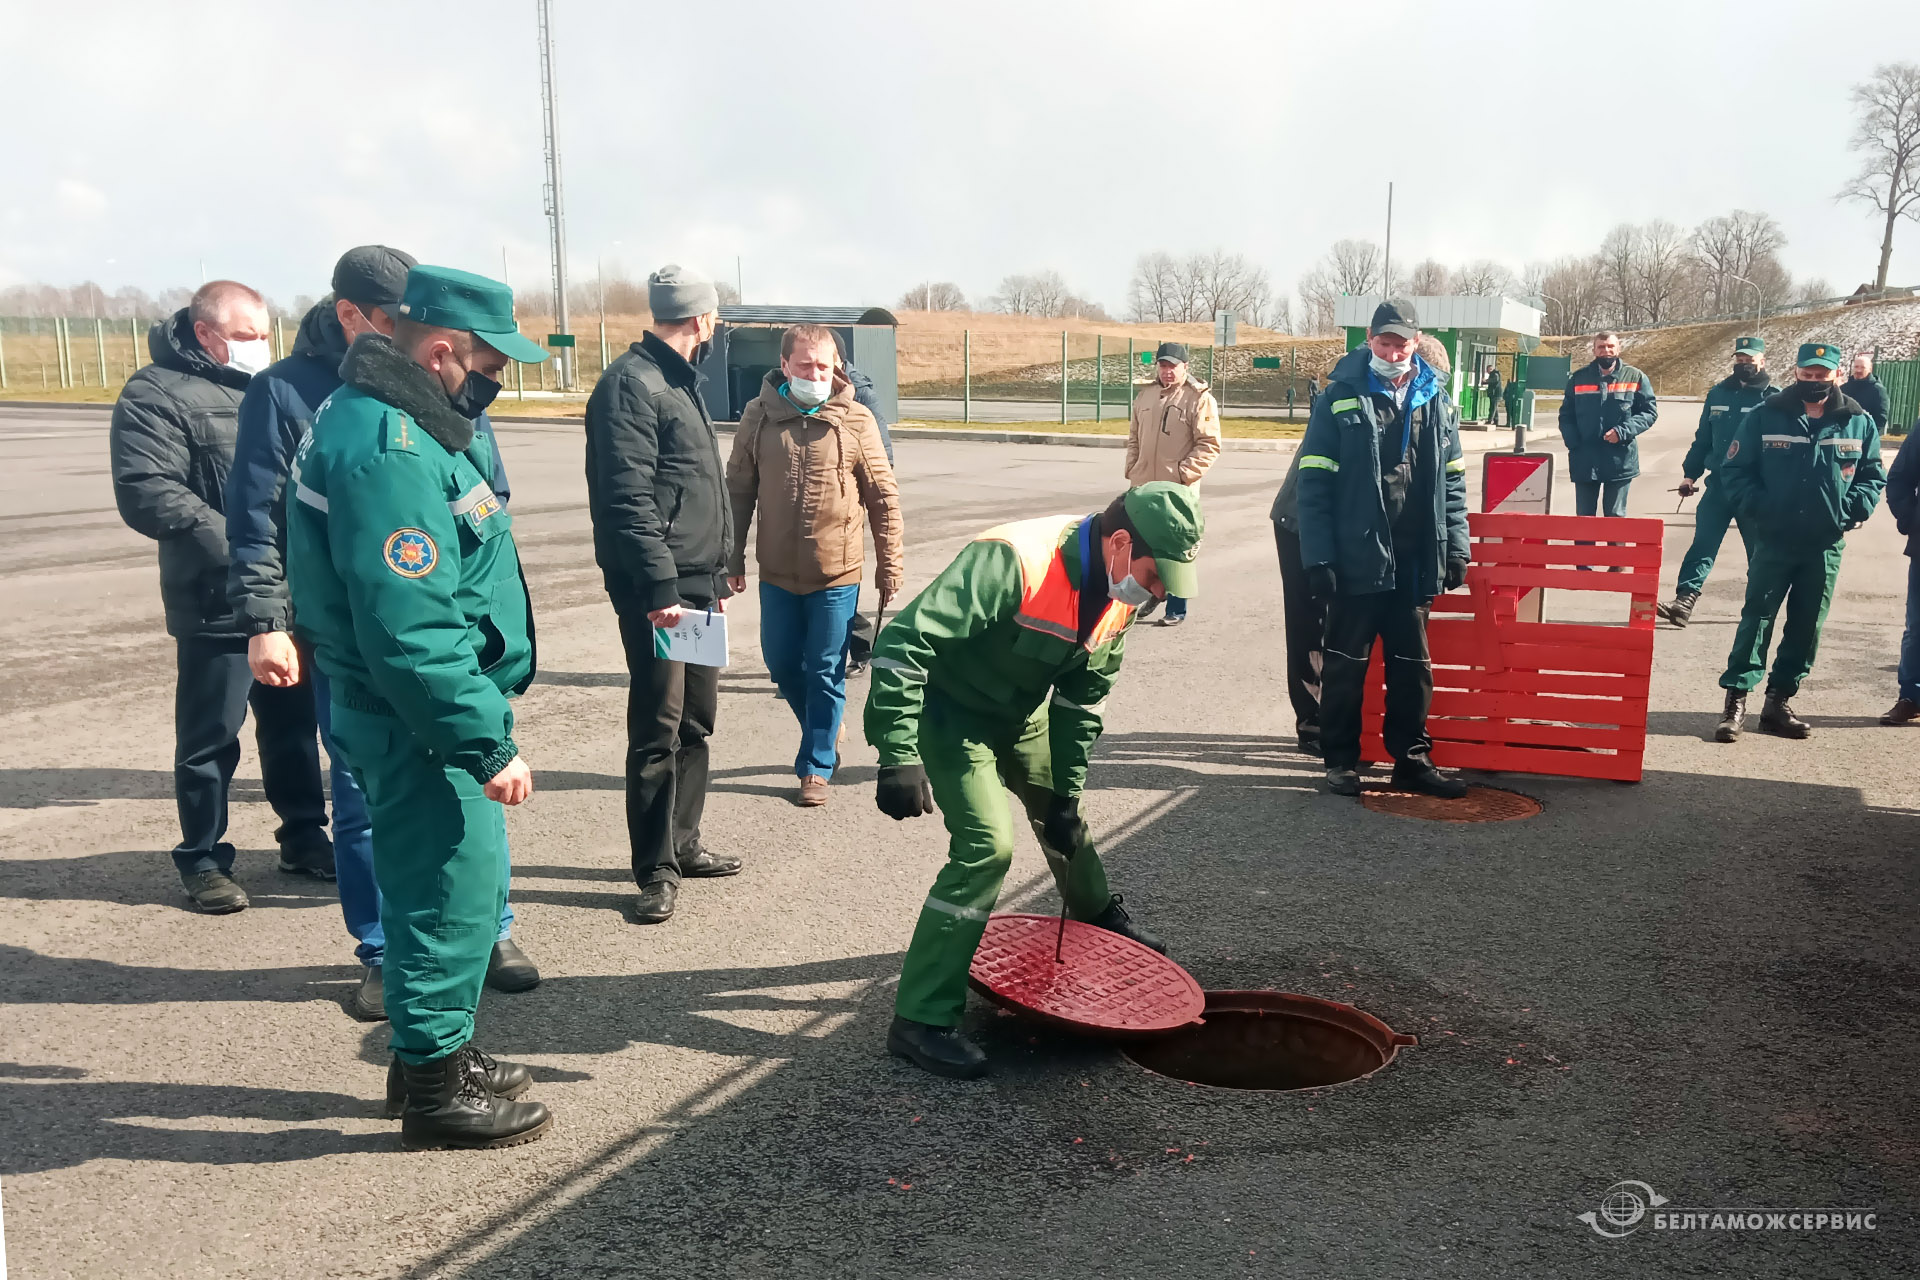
[1124,990,1416,1091]
[1360,784,1541,823]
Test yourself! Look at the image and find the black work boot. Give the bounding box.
[1655,591,1700,627]
[181,869,249,914]
[632,881,678,924]
[1759,693,1811,739]
[277,837,336,880]
[485,940,541,993]
[886,1016,988,1080]
[346,965,387,1023]
[385,1044,533,1119]
[1325,766,1362,796]
[1088,895,1167,954]
[1714,690,1747,742]
[397,1049,551,1149]
[1391,757,1469,799]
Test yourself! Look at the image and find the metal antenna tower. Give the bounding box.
[537,0,572,390]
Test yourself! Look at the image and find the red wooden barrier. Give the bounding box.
[1360,511,1664,782]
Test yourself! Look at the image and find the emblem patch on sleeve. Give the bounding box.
[384,529,438,578]
[1724,440,1739,460]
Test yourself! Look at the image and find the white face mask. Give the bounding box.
[222,337,272,375]
[786,374,832,408]
[1370,352,1412,380]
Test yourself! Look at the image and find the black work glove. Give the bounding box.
[1306,564,1338,599]
[1042,794,1088,855]
[1444,557,1470,592]
[875,764,936,821]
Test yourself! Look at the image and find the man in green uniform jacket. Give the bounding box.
[1712,341,1885,742]
[866,482,1203,1079]
[288,266,554,1150]
[1656,336,1770,627]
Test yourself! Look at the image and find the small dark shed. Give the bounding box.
[695,305,900,423]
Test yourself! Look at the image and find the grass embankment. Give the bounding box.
[898,417,1304,439]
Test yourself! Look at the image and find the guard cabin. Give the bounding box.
[694,305,901,424]
[1334,295,1545,427]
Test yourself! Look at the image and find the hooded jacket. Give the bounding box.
[1717,382,1885,551]
[223,300,510,637]
[1296,345,1468,599]
[1557,357,1657,482]
[726,370,904,597]
[585,332,733,614]
[1841,375,1888,432]
[109,310,253,638]
[1125,374,1221,487]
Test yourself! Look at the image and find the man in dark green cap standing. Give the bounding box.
[1711,341,1885,742]
[287,265,554,1149]
[1656,335,1770,627]
[865,482,1196,1079]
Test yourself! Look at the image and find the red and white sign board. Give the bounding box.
[1480,452,1554,621]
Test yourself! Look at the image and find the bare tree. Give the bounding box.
[1839,62,1920,290]
[1794,277,1836,305]
[1537,255,1607,335]
[1296,266,1339,334]
[1266,295,1294,334]
[1689,210,1787,313]
[1190,251,1273,327]
[1327,239,1385,295]
[1453,259,1515,297]
[989,273,1039,315]
[1407,259,1450,294]
[990,270,1105,320]
[1596,225,1641,326]
[897,281,967,311]
[1127,252,1183,322]
[1633,220,1694,324]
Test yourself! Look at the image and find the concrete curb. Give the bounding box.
[0,399,118,413]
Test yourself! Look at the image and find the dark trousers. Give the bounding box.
[172,636,326,877]
[1272,523,1324,747]
[1319,590,1434,771]
[618,613,718,888]
[1484,393,1501,425]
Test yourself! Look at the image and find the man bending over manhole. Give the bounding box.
[865,483,1201,1079]
[1298,299,1470,799]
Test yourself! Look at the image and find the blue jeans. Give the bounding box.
[1574,478,1633,518]
[759,582,861,778]
[1901,556,1920,704]
[315,668,512,967]
[1165,594,1188,619]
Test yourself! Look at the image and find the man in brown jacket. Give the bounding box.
[1126,341,1221,624]
[727,324,904,806]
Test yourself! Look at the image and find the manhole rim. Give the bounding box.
[1122,988,1418,1093]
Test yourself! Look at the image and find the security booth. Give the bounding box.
[694,305,900,423]
[1335,294,1544,427]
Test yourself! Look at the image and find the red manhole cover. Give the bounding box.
[967,913,1206,1039]
[1359,784,1542,822]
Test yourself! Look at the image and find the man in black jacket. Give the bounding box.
[1269,451,1323,756]
[1842,353,1889,432]
[110,281,327,913]
[586,264,742,924]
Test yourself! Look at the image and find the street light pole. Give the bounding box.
[1730,273,1762,323]
[536,0,572,390]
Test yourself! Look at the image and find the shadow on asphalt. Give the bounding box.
[0,767,264,808]
[0,851,338,909]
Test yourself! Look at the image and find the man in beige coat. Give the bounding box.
[1126,341,1221,623]
[727,324,904,806]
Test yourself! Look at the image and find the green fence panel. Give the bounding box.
[1878,359,1920,435]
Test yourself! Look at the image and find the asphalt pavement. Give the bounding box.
[1,403,1915,1279]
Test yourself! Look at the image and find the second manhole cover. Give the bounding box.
[1360,785,1541,823]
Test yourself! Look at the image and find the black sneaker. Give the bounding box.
[485,940,541,993]
[278,839,336,881]
[886,1016,988,1080]
[346,965,387,1023]
[181,870,249,914]
[1390,759,1469,799]
[1087,895,1167,954]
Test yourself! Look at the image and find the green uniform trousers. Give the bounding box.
[329,702,508,1063]
[1719,542,1842,698]
[895,697,1113,1028]
[1674,481,1752,597]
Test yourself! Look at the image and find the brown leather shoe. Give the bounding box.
[1881,698,1920,726]
[798,775,829,807]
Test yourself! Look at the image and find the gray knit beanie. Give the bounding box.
[648,264,719,321]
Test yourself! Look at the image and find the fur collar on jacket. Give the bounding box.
[338,333,474,453]
[1763,382,1864,421]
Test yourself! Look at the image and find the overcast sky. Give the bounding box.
[4,0,1917,315]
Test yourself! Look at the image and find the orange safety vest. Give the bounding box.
[976,515,1135,651]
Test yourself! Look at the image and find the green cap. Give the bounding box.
[1122,481,1205,599]
[1734,335,1764,355]
[1796,341,1841,370]
[397,265,548,364]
